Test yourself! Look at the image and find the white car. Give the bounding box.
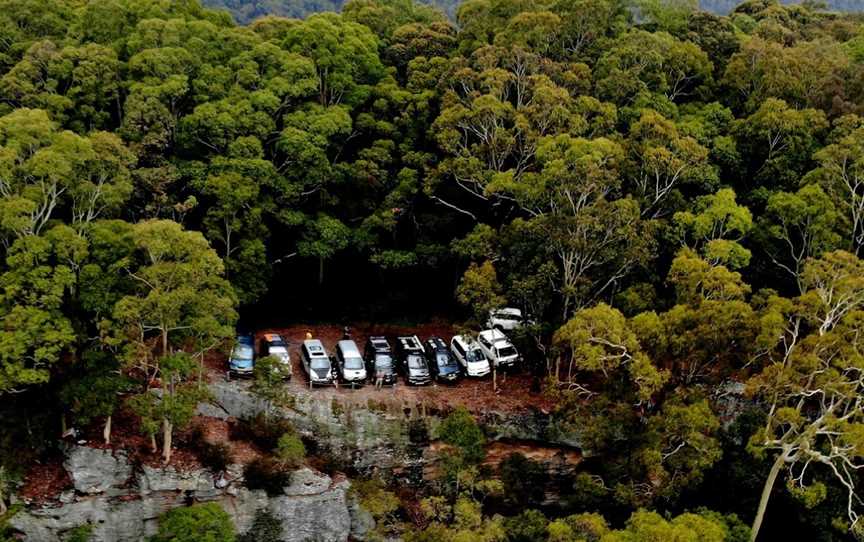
[450,335,491,377]
[487,308,526,331]
[336,339,367,385]
[260,333,291,379]
[301,339,335,386]
[477,329,520,368]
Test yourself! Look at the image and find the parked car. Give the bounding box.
[258,333,291,380]
[336,339,367,385]
[450,335,491,377]
[478,329,520,368]
[395,335,431,385]
[301,339,335,386]
[487,307,527,331]
[229,334,255,376]
[364,336,397,386]
[424,337,461,383]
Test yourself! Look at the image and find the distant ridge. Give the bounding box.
[701,0,862,13]
[201,0,862,25]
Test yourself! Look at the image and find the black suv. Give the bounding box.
[395,335,431,385]
[424,337,461,383]
[364,336,397,386]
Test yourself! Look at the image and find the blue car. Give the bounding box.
[229,334,255,376]
[425,337,461,383]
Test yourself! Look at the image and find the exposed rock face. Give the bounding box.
[203,381,583,472]
[270,470,352,542]
[63,446,131,495]
[10,447,356,542]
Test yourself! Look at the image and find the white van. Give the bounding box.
[336,339,367,385]
[477,329,519,368]
[450,335,491,377]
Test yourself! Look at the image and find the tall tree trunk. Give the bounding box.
[751,454,785,542]
[162,419,173,464]
[0,487,6,515]
[492,365,497,393]
[103,415,112,445]
[150,433,158,453]
[318,256,324,285]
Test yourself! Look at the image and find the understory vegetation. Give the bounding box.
[2,0,864,540]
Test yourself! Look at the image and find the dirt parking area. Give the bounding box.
[208,322,554,414]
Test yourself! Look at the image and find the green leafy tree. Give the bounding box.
[297,213,351,285]
[747,251,864,540]
[758,184,841,291]
[274,432,306,469]
[150,503,235,542]
[110,220,236,462]
[0,231,76,393]
[672,188,753,269]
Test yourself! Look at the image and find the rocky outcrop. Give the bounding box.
[63,446,131,495]
[202,381,583,472]
[10,447,357,542]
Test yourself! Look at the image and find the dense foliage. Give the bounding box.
[2,0,864,540]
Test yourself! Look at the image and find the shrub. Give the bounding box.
[150,503,235,542]
[189,426,234,473]
[504,509,547,542]
[243,458,291,496]
[237,414,296,450]
[275,433,306,469]
[65,524,94,542]
[350,479,400,521]
[437,407,486,464]
[500,452,547,508]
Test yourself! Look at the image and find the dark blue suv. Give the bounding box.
[425,337,461,383]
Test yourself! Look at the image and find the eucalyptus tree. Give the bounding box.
[747,251,864,540]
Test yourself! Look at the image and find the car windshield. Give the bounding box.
[234,345,253,359]
[437,353,457,367]
[407,355,426,370]
[467,348,485,363]
[311,357,330,370]
[497,346,517,358]
[344,356,363,370]
[495,313,522,321]
[375,354,393,369]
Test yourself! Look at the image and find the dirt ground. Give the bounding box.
[207,322,555,414]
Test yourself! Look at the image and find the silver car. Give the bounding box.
[301,339,334,386]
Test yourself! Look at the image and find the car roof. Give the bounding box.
[337,340,361,356]
[452,334,479,347]
[368,336,391,350]
[263,333,284,342]
[479,329,510,342]
[397,336,423,350]
[303,339,327,355]
[491,307,522,316]
[426,336,447,349]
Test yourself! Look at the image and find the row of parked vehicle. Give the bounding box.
[228,327,524,387]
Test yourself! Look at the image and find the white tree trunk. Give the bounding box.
[103,415,112,445]
[751,453,785,542]
[162,419,173,464]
